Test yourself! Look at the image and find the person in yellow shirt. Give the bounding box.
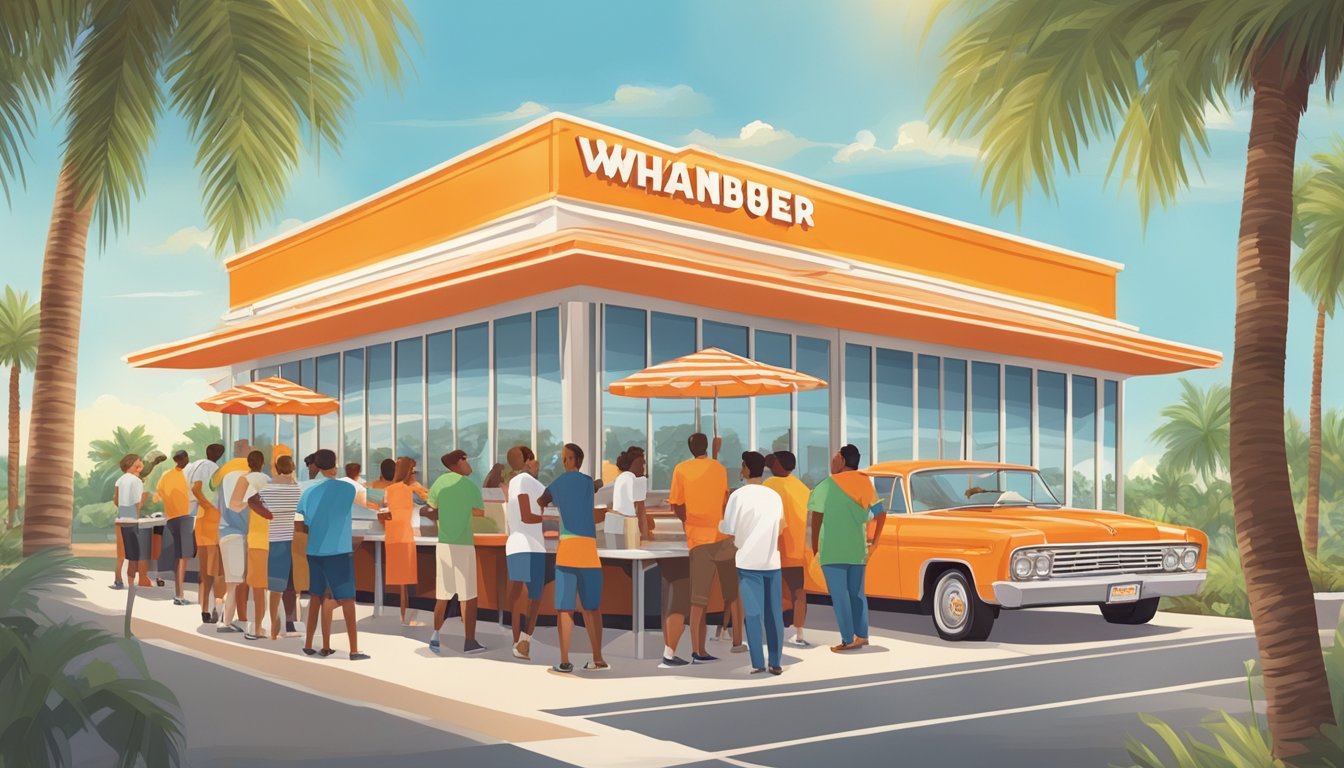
[765,451,812,647]
[152,451,194,606]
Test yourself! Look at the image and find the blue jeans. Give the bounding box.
[822,563,869,644]
[738,568,784,670]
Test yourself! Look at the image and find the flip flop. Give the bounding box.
[318,648,336,657]
[301,647,318,656]
[349,652,370,661]
[583,661,611,672]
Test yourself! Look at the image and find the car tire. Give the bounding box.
[931,569,995,641]
[1099,597,1160,625]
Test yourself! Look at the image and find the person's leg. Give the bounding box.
[234,583,250,623]
[283,588,297,627]
[320,594,333,651]
[305,596,322,650]
[557,611,573,666]
[688,545,712,656]
[433,599,448,631]
[507,581,525,644]
[580,569,604,666]
[849,564,869,643]
[114,528,125,586]
[250,587,266,636]
[269,591,283,638]
[821,564,854,645]
[765,570,784,669]
[583,610,605,665]
[713,544,744,648]
[525,598,542,639]
[786,568,807,641]
[342,599,359,654]
[463,598,477,644]
[738,569,766,671]
[661,558,689,659]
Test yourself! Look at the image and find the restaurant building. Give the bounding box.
[128,114,1221,512]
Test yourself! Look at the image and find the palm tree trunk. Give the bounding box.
[21,166,93,555]
[1233,56,1334,757]
[1305,304,1325,556]
[7,364,19,529]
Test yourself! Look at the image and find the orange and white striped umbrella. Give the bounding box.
[608,347,828,398]
[196,376,339,416]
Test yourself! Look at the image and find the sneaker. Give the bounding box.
[786,637,810,647]
[513,640,531,660]
[769,666,783,676]
[550,662,574,674]
[301,647,317,656]
[350,652,370,661]
[658,655,690,669]
[201,612,213,624]
[750,667,768,675]
[210,608,221,624]
[428,638,441,654]
[730,644,748,654]
[830,642,863,653]
[691,652,718,664]
[318,648,336,657]
[109,581,125,590]
[285,621,297,634]
[216,624,243,634]
[173,597,190,606]
[244,632,261,641]
[464,639,486,654]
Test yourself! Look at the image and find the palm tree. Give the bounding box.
[927,0,1342,754]
[1,1,417,556]
[170,421,221,463]
[1292,143,1344,555]
[0,287,38,529]
[1152,380,1230,484]
[1284,409,1310,505]
[1151,460,1196,515]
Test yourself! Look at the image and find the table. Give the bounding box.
[355,523,688,659]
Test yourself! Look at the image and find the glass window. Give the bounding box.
[910,468,1059,512]
[971,362,1000,461]
[426,331,452,484]
[1004,366,1032,468]
[796,335,831,487]
[601,306,648,481]
[395,337,424,468]
[252,368,277,460]
[342,349,365,468]
[1072,375,1097,507]
[494,314,532,468]
[917,355,940,460]
[316,354,339,456]
[366,343,393,472]
[844,344,872,462]
[536,309,563,484]
[650,312,697,489]
[942,358,966,460]
[278,361,300,456]
[755,330,793,456]
[1103,380,1118,510]
[875,348,913,463]
[298,358,316,459]
[1037,371,1067,495]
[702,321,749,487]
[456,323,490,481]
[230,371,250,449]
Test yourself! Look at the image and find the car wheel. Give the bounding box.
[1099,597,1160,625]
[931,569,995,641]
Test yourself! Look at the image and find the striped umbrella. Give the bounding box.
[607,347,828,435]
[196,376,339,416]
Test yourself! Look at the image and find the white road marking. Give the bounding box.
[588,635,1249,718]
[716,676,1247,758]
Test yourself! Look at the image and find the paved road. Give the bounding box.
[550,634,1261,767]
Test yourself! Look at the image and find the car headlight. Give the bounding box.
[1162,548,1180,572]
[1033,553,1052,578]
[1012,552,1035,580]
[1180,548,1198,571]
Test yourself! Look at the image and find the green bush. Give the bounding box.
[75,501,118,531]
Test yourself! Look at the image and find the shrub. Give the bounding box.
[75,501,118,531]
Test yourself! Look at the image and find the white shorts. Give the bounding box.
[603,513,634,536]
[435,543,477,601]
[220,535,247,584]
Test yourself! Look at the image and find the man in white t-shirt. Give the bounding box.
[503,446,549,661]
[604,451,649,537]
[719,451,787,676]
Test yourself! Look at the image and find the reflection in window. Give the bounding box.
[342,349,365,469]
[796,336,830,487]
[1072,375,1097,507]
[971,362,1000,461]
[366,343,393,472]
[1103,380,1118,510]
[650,312,696,489]
[845,344,872,462]
[456,323,490,480]
[395,337,424,468]
[702,321,749,487]
[494,314,532,469]
[425,332,452,484]
[917,355,940,459]
[535,309,562,484]
[1004,366,1032,467]
[1037,371,1067,496]
[876,349,913,462]
[279,361,300,455]
[755,330,793,456]
[942,358,966,460]
[316,355,339,457]
[298,358,316,459]
[601,306,647,481]
[230,371,251,449]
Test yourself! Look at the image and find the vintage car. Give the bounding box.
[815,461,1209,642]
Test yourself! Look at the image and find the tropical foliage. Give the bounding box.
[0,286,38,529]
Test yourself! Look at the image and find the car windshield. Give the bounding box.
[908,469,1061,512]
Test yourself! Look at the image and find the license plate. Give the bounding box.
[1108,583,1141,603]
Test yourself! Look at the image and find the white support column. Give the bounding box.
[911,356,920,460]
[1117,379,1126,514]
[829,331,843,455]
[561,301,595,454]
[869,346,877,463]
[998,364,1007,463]
[1064,374,1074,508]
[1095,377,1104,510]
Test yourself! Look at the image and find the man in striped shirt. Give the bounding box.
[249,454,303,639]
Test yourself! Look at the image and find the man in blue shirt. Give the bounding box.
[538,443,609,674]
[298,449,368,660]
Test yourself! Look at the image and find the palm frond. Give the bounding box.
[1294,138,1344,316]
[0,286,41,371]
[277,0,420,87]
[0,550,80,620]
[1152,379,1231,482]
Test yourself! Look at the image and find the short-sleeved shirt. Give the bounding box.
[260,481,303,542]
[764,474,811,568]
[721,484,786,571]
[505,473,547,555]
[547,471,599,569]
[157,467,190,520]
[211,457,249,492]
[300,477,357,556]
[217,471,250,538]
[114,473,145,520]
[241,471,272,549]
[428,472,482,546]
[184,459,218,517]
[669,457,729,549]
[808,471,884,566]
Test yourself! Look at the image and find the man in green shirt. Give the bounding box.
[423,449,486,654]
[808,444,885,652]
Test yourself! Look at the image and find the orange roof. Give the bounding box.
[864,460,1040,477]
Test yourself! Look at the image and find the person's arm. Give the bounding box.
[712,436,722,460]
[518,493,544,524]
[635,499,648,538]
[538,490,553,512]
[472,506,485,518]
[135,482,146,513]
[248,494,274,520]
[592,502,605,524]
[718,497,737,536]
[360,488,379,511]
[870,510,886,545]
[113,485,119,507]
[809,511,823,554]
[668,470,686,523]
[191,479,212,509]
[229,478,249,511]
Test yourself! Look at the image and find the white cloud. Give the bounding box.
[1127,455,1161,479]
[831,121,979,169]
[146,225,212,256]
[274,217,305,235]
[584,84,709,119]
[383,100,550,128]
[108,290,205,300]
[685,120,831,164]
[1202,102,1250,132]
[72,378,220,473]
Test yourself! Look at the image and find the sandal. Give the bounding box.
[318,648,336,657]
[583,661,611,672]
[301,647,318,656]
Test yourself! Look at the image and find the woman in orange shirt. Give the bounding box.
[381,456,430,626]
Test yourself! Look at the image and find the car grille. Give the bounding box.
[1047,545,1169,577]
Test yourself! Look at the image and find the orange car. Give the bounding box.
[805,461,1208,642]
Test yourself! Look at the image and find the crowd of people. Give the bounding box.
[111,431,887,676]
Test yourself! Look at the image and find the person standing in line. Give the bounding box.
[670,432,742,663]
[249,454,302,639]
[215,445,254,634]
[809,444,885,653]
[113,454,149,615]
[764,451,812,647]
[341,462,380,516]
[538,443,609,674]
[299,449,367,660]
[188,443,225,623]
[302,453,320,482]
[423,450,487,654]
[382,456,430,627]
[720,451,787,675]
[604,451,648,539]
[366,458,397,510]
[503,445,549,660]
[152,450,194,606]
[229,450,272,640]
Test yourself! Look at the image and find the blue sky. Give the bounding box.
[2,0,1342,474]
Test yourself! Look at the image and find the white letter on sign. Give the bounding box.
[577,137,636,184]
[793,194,814,228]
[722,175,743,209]
[745,181,769,217]
[664,161,693,200]
[769,188,792,223]
[634,152,664,193]
[695,167,721,206]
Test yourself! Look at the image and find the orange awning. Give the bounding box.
[197,376,338,416]
[609,347,827,398]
